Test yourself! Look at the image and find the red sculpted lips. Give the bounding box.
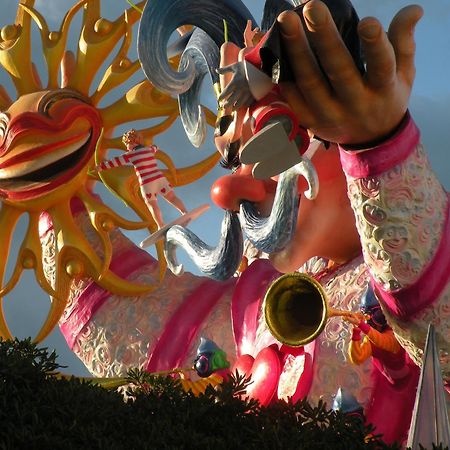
[0,132,90,174]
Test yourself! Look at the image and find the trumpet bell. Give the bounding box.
[264,272,328,347]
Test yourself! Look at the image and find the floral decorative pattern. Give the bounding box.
[41,210,235,378]
[346,144,447,291]
[346,142,449,389]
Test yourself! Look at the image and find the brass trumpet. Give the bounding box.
[263,272,356,347]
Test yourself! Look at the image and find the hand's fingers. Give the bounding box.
[218,78,237,102]
[277,9,330,106]
[225,88,242,104]
[234,92,254,109]
[217,90,230,103]
[216,65,235,75]
[358,17,396,90]
[388,5,423,86]
[301,0,364,100]
[220,91,241,109]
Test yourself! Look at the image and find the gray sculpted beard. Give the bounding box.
[163,162,319,281]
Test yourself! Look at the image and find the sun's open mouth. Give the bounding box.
[0,130,93,196]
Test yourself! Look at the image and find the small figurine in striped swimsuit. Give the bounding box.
[97,129,187,229]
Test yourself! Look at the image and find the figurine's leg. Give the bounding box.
[163,190,188,215]
[144,194,164,229]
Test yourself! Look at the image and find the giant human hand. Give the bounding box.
[278,1,423,146]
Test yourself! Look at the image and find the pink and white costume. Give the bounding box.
[97,145,172,200]
[38,114,449,445]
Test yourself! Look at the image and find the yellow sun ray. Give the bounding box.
[0,212,58,298]
[48,198,153,294]
[102,111,179,150]
[67,0,144,96]
[0,0,41,95]
[0,204,23,340]
[91,10,140,105]
[100,80,178,130]
[19,0,88,89]
[77,185,151,281]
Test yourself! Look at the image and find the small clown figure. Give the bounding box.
[193,337,231,378]
[97,129,187,229]
[346,286,413,386]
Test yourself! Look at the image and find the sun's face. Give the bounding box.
[0,0,220,343]
[0,89,101,208]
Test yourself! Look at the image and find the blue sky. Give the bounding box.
[1,0,449,376]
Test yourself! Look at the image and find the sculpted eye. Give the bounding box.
[219,139,241,172]
[0,113,9,141]
[38,89,90,115]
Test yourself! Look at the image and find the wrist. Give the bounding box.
[342,112,410,151]
[339,112,420,179]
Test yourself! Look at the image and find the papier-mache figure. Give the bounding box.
[96,129,188,229]
[346,286,418,387]
[136,0,450,444]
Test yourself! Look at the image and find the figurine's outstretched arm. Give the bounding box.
[96,154,129,172]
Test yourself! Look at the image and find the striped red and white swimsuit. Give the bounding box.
[97,145,172,199]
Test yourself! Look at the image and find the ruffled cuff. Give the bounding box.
[339,112,420,178]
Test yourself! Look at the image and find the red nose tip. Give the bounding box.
[211,173,268,211]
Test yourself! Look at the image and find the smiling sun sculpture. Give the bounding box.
[0,0,218,344]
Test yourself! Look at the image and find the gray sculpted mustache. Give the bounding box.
[240,165,301,254]
[164,161,318,280]
[240,159,319,254]
[164,211,243,281]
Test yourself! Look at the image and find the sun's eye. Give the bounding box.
[38,89,90,115]
[0,113,9,142]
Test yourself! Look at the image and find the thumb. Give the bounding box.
[216,64,236,75]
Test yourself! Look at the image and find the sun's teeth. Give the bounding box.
[0,133,90,179]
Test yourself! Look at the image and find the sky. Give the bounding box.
[1,0,450,376]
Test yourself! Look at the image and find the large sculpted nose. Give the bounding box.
[211,170,269,211]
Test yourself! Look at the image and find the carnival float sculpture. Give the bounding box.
[0,0,448,447]
[138,0,449,445]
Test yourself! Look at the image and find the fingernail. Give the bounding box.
[304,4,327,27]
[359,22,381,41]
[278,12,299,38]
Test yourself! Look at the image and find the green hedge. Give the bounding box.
[0,338,442,450]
